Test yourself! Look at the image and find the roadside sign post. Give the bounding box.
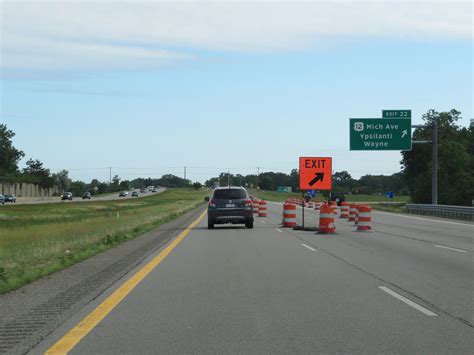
[298,157,333,230]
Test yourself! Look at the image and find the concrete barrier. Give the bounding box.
[0,182,59,197]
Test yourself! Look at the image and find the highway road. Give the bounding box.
[28,203,474,353]
[5,188,165,205]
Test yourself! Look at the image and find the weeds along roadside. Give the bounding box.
[0,188,208,294]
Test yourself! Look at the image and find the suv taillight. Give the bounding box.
[209,199,216,207]
[245,199,252,207]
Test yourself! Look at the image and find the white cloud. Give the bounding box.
[1,0,471,70]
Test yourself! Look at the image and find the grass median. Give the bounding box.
[0,188,208,294]
[249,189,410,204]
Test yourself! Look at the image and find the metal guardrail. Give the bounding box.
[406,204,474,221]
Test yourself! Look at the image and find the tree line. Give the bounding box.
[0,124,195,196]
[204,170,408,196]
[2,109,472,205]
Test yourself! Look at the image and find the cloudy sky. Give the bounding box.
[1,0,472,183]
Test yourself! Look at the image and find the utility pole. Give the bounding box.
[256,167,260,189]
[227,170,230,186]
[109,167,112,185]
[184,166,187,181]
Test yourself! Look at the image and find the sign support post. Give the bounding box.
[432,118,438,205]
[301,191,305,228]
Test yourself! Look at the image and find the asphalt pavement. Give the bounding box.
[6,188,165,205]
[32,203,474,353]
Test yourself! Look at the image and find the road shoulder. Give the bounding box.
[0,206,205,355]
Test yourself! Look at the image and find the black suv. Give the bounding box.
[82,192,92,199]
[206,187,254,229]
[61,192,73,201]
[329,192,345,206]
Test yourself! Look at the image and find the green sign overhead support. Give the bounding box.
[382,109,411,118]
[349,118,412,151]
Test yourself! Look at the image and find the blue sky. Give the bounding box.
[1,1,472,183]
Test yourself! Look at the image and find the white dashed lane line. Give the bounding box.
[301,244,316,252]
[378,286,437,316]
[434,245,467,253]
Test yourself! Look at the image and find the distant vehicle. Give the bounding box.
[140,188,146,193]
[4,194,16,203]
[152,188,157,193]
[0,194,5,205]
[119,191,128,197]
[82,192,92,199]
[132,191,139,197]
[61,192,73,201]
[147,186,154,191]
[206,186,254,229]
[329,192,345,206]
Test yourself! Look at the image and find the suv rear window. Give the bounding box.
[213,189,247,200]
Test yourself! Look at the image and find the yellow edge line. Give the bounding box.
[45,209,207,354]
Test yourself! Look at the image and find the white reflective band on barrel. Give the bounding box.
[320,213,333,218]
[358,221,370,226]
[358,212,370,218]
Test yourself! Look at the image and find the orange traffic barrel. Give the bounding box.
[253,199,260,214]
[330,201,339,215]
[314,201,321,210]
[307,200,313,208]
[354,205,359,225]
[318,205,336,234]
[349,204,357,222]
[282,203,297,227]
[258,200,268,217]
[356,205,373,231]
[340,202,349,218]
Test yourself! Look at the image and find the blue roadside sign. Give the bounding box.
[386,191,394,199]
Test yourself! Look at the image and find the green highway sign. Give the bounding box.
[382,109,411,118]
[350,118,412,151]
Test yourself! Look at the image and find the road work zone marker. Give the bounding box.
[45,209,207,355]
[378,286,437,317]
[299,157,332,190]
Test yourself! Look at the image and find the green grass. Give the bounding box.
[345,194,410,203]
[0,188,208,294]
[248,189,410,204]
[369,203,408,213]
[248,189,302,202]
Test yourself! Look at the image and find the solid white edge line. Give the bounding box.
[378,286,437,316]
[275,228,283,233]
[373,210,473,227]
[301,244,316,252]
[434,245,468,253]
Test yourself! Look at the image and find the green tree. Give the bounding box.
[333,171,354,191]
[52,170,72,192]
[0,124,25,175]
[22,159,54,187]
[401,109,474,205]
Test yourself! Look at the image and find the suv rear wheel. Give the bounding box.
[245,221,253,229]
[208,220,214,229]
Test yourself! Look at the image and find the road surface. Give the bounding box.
[27,203,474,353]
[4,188,165,205]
